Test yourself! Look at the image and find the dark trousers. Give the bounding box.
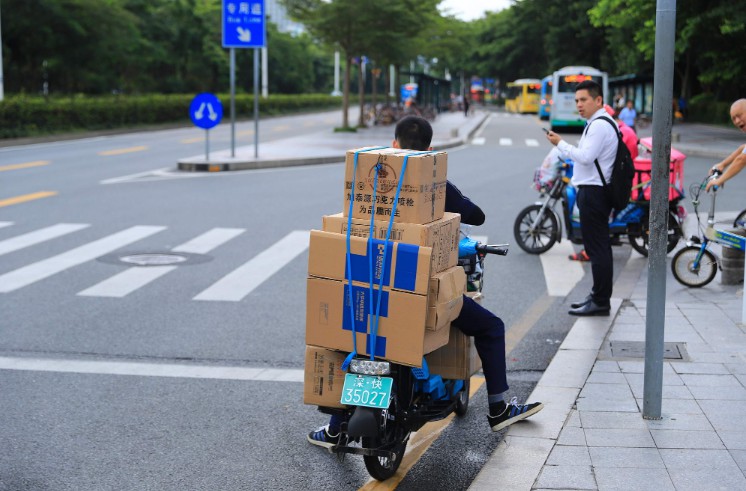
[451,295,508,395]
[577,185,613,305]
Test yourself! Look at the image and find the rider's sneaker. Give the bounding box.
[488,397,544,432]
[307,425,340,449]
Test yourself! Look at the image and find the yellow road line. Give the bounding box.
[357,294,555,490]
[180,137,203,144]
[0,160,51,172]
[359,377,486,490]
[272,125,291,132]
[0,191,58,207]
[238,130,255,137]
[98,146,148,156]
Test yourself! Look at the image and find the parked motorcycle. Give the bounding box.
[316,232,507,481]
[513,144,686,257]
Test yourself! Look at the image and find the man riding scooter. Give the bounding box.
[308,116,544,448]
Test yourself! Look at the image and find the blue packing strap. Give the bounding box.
[342,146,387,370]
[368,150,437,361]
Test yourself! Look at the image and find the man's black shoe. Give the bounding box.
[571,295,593,309]
[569,300,610,316]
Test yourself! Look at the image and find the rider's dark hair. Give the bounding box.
[394,116,433,151]
[576,80,603,100]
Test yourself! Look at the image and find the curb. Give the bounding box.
[469,254,646,491]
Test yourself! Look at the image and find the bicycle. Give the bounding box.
[670,170,746,287]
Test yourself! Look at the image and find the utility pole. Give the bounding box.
[643,0,677,421]
[0,4,5,101]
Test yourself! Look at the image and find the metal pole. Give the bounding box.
[643,0,677,420]
[389,64,395,97]
[332,51,341,96]
[230,48,236,158]
[205,130,210,161]
[0,4,4,101]
[254,47,259,158]
[261,47,268,98]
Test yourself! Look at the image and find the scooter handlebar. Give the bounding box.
[476,243,509,256]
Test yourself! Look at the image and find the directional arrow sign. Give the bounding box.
[222,0,266,48]
[189,93,223,130]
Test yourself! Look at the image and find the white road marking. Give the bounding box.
[0,223,90,257]
[539,239,585,296]
[78,228,245,298]
[0,222,13,228]
[0,356,303,382]
[194,230,310,302]
[525,139,540,147]
[0,226,166,293]
[499,138,512,146]
[472,137,486,145]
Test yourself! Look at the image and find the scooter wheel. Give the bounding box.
[513,204,558,254]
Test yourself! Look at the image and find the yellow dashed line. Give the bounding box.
[272,125,290,132]
[98,146,148,156]
[238,130,255,137]
[0,191,58,208]
[180,137,204,144]
[0,160,51,172]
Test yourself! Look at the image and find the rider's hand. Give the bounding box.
[706,177,723,192]
[709,164,723,176]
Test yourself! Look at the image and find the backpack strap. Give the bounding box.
[589,116,621,187]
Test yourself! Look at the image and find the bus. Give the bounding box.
[539,75,553,120]
[550,66,608,131]
[504,78,542,114]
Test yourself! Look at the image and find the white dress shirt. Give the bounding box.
[557,108,619,187]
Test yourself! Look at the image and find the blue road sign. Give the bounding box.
[189,93,223,130]
[222,0,266,48]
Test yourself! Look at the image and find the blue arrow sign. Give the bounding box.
[222,0,266,48]
[189,93,223,130]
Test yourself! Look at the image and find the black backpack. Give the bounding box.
[592,116,636,212]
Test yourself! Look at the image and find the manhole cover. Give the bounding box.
[120,253,188,266]
[608,341,688,360]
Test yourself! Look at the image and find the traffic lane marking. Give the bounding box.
[98,146,148,156]
[359,376,486,491]
[0,160,51,172]
[0,356,304,382]
[180,137,203,144]
[0,191,58,208]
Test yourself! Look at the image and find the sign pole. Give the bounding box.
[254,47,259,158]
[205,129,210,161]
[230,48,236,157]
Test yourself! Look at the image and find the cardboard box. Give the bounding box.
[308,230,432,295]
[425,325,482,380]
[426,266,466,331]
[343,147,447,224]
[322,212,460,274]
[305,277,449,366]
[303,345,347,408]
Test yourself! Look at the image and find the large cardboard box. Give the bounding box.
[307,230,432,295]
[343,147,447,224]
[426,266,466,331]
[305,277,449,366]
[322,212,460,274]
[303,345,347,408]
[425,291,482,380]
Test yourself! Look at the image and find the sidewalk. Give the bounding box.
[176,110,489,171]
[469,253,746,490]
[639,121,743,161]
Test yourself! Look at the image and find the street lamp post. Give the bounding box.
[0,4,5,101]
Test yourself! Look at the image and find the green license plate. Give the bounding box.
[340,373,392,409]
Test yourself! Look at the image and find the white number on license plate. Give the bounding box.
[340,373,392,409]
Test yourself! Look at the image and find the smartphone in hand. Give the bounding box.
[542,128,550,134]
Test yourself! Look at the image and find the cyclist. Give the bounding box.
[707,98,746,191]
[308,116,544,448]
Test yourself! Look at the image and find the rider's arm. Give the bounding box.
[712,144,746,174]
[445,181,485,225]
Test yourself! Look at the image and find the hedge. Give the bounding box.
[687,94,732,125]
[0,93,343,139]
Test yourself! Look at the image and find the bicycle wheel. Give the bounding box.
[734,209,746,229]
[671,246,718,287]
[513,204,558,254]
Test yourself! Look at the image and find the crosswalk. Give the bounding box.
[0,222,310,301]
[471,137,541,147]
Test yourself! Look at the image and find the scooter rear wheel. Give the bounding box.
[628,211,682,257]
[363,434,407,481]
[671,246,717,287]
[514,204,559,254]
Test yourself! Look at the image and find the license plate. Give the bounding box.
[340,373,392,409]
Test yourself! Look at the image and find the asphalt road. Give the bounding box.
[1,109,742,490]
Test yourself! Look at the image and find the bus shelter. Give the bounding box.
[400,72,452,112]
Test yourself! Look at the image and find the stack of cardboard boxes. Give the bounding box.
[303,147,482,408]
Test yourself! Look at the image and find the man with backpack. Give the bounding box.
[545,80,621,316]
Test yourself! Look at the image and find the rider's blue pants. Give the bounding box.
[452,295,509,395]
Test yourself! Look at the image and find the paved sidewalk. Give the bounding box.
[176,110,489,171]
[469,253,746,490]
